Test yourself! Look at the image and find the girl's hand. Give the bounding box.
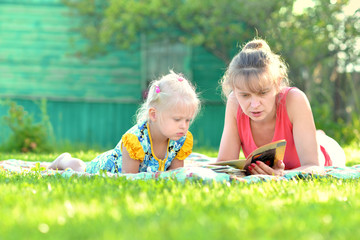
[247,160,285,176]
[168,158,184,170]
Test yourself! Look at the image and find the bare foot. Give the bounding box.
[316,129,326,135]
[48,153,71,170]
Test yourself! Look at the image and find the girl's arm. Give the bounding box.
[217,92,242,162]
[121,146,141,173]
[286,88,323,169]
[168,158,184,170]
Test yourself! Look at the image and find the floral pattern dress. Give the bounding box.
[85,121,193,174]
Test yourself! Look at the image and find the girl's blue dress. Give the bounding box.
[85,121,193,173]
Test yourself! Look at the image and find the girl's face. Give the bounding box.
[234,83,278,123]
[156,103,196,141]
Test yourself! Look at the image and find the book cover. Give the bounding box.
[211,139,287,170]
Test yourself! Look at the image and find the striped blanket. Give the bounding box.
[1,153,359,183]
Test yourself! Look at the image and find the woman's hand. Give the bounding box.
[247,160,285,176]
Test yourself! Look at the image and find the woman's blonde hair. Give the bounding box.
[221,38,289,97]
[136,70,201,123]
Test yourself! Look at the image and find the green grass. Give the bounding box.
[343,144,360,166]
[1,175,360,240]
[0,146,359,240]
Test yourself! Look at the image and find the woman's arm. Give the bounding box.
[286,88,324,169]
[121,146,141,173]
[217,93,242,162]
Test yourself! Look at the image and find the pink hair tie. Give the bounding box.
[177,77,184,82]
[155,86,161,93]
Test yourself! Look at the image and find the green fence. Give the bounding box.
[0,0,226,150]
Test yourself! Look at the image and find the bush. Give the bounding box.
[313,103,360,146]
[0,99,54,153]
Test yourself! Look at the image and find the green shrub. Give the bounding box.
[0,99,54,153]
[313,104,360,146]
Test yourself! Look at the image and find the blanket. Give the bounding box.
[1,153,360,183]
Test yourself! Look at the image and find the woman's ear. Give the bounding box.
[148,107,156,122]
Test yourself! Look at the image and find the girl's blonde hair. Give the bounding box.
[136,70,201,123]
[221,38,289,97]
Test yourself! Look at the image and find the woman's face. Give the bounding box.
[234,82,278,123]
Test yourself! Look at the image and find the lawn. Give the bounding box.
[0,145,359,240]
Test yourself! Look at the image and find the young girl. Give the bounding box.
[217,38,346,176]
[48,71,200,174]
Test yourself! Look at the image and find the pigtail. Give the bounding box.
[136,70,201,124]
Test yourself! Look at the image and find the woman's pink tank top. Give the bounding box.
[236,87,331,170]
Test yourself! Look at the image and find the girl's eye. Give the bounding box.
[174,118,181,122]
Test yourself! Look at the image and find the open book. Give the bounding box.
[210,139,287,171]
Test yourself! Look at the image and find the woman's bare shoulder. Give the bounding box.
[286,87,307,101]
[286,88,312,122]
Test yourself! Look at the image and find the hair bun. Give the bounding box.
[243,39,271,52]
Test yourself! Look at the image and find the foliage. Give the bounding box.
[266,0,359,88]
[62,0,359,68]
[1,169,360,240]
[62,0,293,63]
[0,100,54,153]
[313,102,360,145]
[263,0,360,141]
[62,0,359,143]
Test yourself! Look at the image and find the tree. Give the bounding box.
[63,0,360,143]
[63,0,359,81]
[63,0,294,63]
[264,0,359,122]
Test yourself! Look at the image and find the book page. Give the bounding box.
[210,159,247,170]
